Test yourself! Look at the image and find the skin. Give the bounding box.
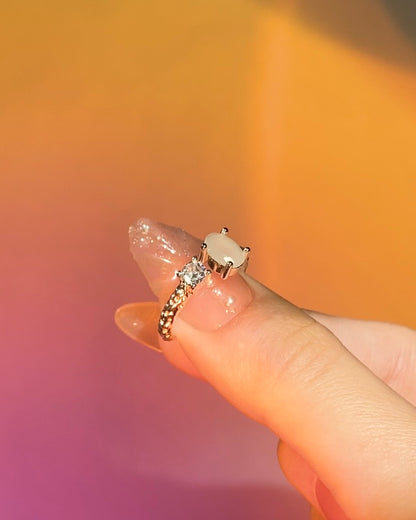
[115,219,416,520]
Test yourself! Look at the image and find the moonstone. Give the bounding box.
[204,232,246,268]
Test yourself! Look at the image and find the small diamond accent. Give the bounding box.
[177,259,208,287]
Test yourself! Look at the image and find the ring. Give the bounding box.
[158,227,251,341]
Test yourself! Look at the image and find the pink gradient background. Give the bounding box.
[1,1,416,518]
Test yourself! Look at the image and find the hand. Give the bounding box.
[116,218,416,520]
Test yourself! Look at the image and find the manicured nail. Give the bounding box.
[176,273,253,331]
[315,480,350,520]
[129,217,200,299]
[129,218,253,332]
[115,302,162,352]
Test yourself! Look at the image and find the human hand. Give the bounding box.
[115,218,416,520]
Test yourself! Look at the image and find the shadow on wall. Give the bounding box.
[382,0,416,43]
[258,0,416,68]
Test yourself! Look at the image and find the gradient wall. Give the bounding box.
[1,1,415,519]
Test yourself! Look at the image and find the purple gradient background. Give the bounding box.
[3,1,416,518]
[1,194,307,518]
[2,2,307,517]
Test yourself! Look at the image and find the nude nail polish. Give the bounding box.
[129,218,200,299]
[115,302,162,352]
[176,273,253,331]
[128,218,253,333]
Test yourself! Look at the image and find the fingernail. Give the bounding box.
[129,218,253,332]
[315,480,350,520]
[129,218,200,299]
[115,302,162,352]
[176,273,253,331]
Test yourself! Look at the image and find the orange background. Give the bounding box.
[2,1,415,326]
[1,1,415,518]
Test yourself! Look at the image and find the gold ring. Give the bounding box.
[158,227,250,341]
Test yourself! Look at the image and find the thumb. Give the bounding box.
[121,218,416,520]
[174,274,416,518]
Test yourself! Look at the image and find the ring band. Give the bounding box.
[158,258,209,341]
[158,228,250,342]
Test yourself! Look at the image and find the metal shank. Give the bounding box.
[158,281,193,341]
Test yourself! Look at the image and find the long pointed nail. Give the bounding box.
[129,218,200,299]
[127,218,253,334]
[115,302,162,352]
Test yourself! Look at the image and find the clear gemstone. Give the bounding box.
[178,260,207,287]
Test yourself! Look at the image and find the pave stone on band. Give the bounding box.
[158,228,250,342]
[158,257,209,341]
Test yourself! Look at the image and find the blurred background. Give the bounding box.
[1,1,415,518]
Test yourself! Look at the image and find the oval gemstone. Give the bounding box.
[204,232,245,268]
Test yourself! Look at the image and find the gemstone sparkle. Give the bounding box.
[177,259,208,287]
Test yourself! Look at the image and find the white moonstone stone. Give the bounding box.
[204,232,245,268]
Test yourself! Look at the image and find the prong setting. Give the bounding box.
[204,228,249,276]
[176,258,209,288]
[198,242,208,263]
[221,260,234,280]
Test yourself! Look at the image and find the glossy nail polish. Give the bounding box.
[128,218,253,333]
